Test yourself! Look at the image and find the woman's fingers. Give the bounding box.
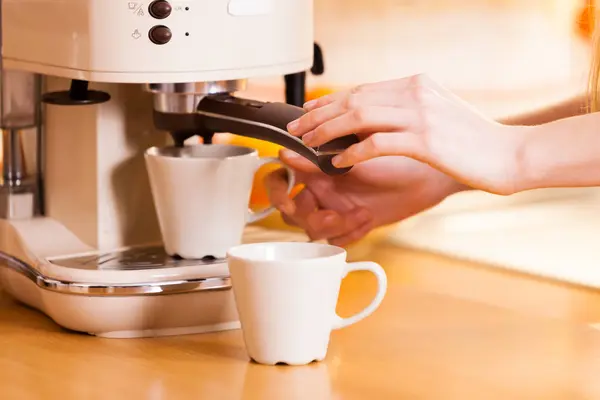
[304,208,373,241]
[301,107,415,147]
[302,83,385,111]
[279,188,373,242]
[263,158,318,218]
[303,90,348,111]
[332,132,427,168]
[270,176,375,242]
[302,75,426,112]
[280,187,321,230]
[278,149,321,173]
[291,188,319,219]
[329,218,375,247]
[291,90,409,136]
[280,188,319,228]
[264,168,296,215]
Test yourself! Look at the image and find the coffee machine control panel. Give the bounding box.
[1,0,313,83]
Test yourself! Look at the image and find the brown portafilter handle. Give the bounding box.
[195,94,359,175]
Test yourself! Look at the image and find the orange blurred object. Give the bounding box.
[306,86,337,102]
[576,0,595,39]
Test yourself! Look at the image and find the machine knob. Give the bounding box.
[149,25,172,45]
[148,0,172,19]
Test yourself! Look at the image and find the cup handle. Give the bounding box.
[332,262,388,330]
[247,157,296,223]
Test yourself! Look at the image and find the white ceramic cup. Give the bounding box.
[227,242,387,366]
[144,144,295,259]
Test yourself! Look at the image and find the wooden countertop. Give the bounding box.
[2,235,600,399]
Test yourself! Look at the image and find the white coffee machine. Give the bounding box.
[0,0,337,338]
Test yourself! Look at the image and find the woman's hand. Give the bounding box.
[265,148,465,247]
[287,74,528,195]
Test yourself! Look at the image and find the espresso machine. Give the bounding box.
[0,0,358,338]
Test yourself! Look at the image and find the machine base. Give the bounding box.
[1,265,240,339]
[0,217,312,338]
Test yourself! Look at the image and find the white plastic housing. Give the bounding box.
[0,219,315,338]
[1,0,313,83]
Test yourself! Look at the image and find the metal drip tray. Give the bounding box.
[49,246,225,271]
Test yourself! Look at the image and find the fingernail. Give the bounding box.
[331,155,343,167]
[287,120,299,133]
[280,202,296,215]
[302,132,314,145]
[281,149,299,159]
[304,100,317,110]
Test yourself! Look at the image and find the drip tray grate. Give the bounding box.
[49,246,224,271]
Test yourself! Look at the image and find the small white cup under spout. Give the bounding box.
[145,144,294,259]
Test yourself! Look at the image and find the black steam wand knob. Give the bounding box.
[284,42,325,107]
[311,43,325,75]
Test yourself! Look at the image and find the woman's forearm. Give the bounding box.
[500,95,588,126]
[517,111,600,191]
[447,95,589,195]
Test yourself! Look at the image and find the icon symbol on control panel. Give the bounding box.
[174,5,182,11]
[129,2,145,16]
[131,29,141,39]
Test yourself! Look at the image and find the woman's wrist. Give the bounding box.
[511,125,542,193]
[515,113,600,191]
